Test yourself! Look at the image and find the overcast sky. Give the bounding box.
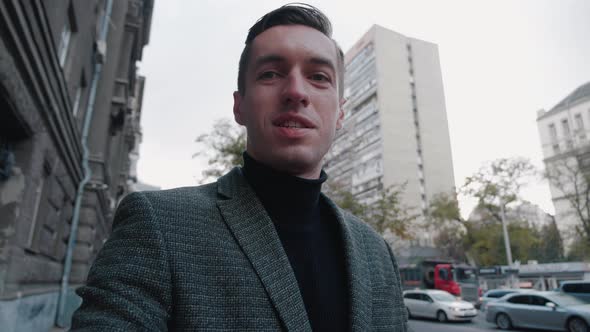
[136,0,590,217]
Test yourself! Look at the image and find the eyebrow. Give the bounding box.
[253,54,336,73]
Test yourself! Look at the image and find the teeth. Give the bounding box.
[281,121,304,128]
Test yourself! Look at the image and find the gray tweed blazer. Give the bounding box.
[71,168,408,331]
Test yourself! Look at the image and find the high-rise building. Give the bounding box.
[324,25,455,249]
[0,0,153,329]
[536,81,590,246]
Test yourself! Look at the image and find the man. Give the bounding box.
[71,4,407,331]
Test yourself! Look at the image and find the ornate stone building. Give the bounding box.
[0,0,153,330]
[537,81,590,249]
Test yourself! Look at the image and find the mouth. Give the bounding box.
[272,115,315,129]
[276,120,310,128]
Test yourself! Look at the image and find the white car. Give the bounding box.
[403,289,478,322]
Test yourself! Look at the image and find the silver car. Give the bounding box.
[479,288,528,312]
[485,291,590,331]
[403,289,478,322]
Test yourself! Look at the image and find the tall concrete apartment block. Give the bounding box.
[324,25,455,244]
[536,82,590,247]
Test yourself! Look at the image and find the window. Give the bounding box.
[562,119,571,137]
[404,293,420,300]
[420,294,433,302]
[72,73,86,116]
[530,296,550,306]
[72,86,82,116]
[548,123,557,142]
[58,23,71,66]
[28,177,45,246]
[58,3,77,67]
[488,290,515,298]
[575,113,584,132]
[507,295,530,305]
[563,282,590,293]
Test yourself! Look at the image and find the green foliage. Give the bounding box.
[324,182,368,219]
[193,119,246,183]
[370,185,417,239]
[433,224,467,262]
[427,192,469,262]
[426,158,565,265]
[463,222,540,266]
[535,219,565,263]
[462,157,536,223]
[566,234,590,261]
[326,182,417,239]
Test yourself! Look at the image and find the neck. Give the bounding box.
[242,152,327,224]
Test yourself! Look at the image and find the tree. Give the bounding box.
[369,184,417,239]
[536,218,565,263]
[325,181,417,240]
[462,157,536,265]
[427,192,541,266]
[463,158,536,223]
[323,180,368,219]
[544,157,590,242]
[427,192,469,262]
[566,234,590,261]
[427,158,542,265]
[193,119,246,183]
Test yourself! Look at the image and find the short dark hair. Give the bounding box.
[237,3,344,98]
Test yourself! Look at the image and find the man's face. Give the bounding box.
[233,24,344,179]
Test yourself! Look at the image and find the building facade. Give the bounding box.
[537,81,590,246]
[0,0,153,330]
[324,25,456,250]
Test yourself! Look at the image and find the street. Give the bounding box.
[408,311,528,332]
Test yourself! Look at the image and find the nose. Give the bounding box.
[281,72,310,108]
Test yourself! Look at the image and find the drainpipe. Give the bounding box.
[56,0,114,327]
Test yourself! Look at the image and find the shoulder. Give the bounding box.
[138,183,218,208]
[113,182,218,228]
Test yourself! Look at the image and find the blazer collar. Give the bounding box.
[217,168,372,332]
[217,167,311,331]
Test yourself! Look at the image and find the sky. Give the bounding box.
[136,0,590,217]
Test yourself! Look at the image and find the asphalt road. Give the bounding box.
[408,311,528,332]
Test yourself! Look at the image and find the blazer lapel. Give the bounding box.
[322,194,372,332]
[216,168,311,332]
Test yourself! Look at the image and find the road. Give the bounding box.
[408,311,528,332]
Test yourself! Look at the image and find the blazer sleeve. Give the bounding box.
[385,240,409,331]
[70,191,172,331]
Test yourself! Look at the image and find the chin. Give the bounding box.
[272,149,324,177]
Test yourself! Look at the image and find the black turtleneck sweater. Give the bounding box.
[242,153,349,332]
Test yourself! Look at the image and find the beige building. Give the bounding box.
[324,25,455,250]
[536,81,590,245]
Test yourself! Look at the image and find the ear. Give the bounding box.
[336,98,346,129]
[233,91,244,125]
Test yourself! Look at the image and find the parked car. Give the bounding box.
[403,289,478,322]
[558,281,590,303]
[479,289,528,312]
[485,291,590,331]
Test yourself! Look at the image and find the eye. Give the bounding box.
[310,73,330,82]
[257,71,280,80]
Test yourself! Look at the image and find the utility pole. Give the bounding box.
[500,201,513,266]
